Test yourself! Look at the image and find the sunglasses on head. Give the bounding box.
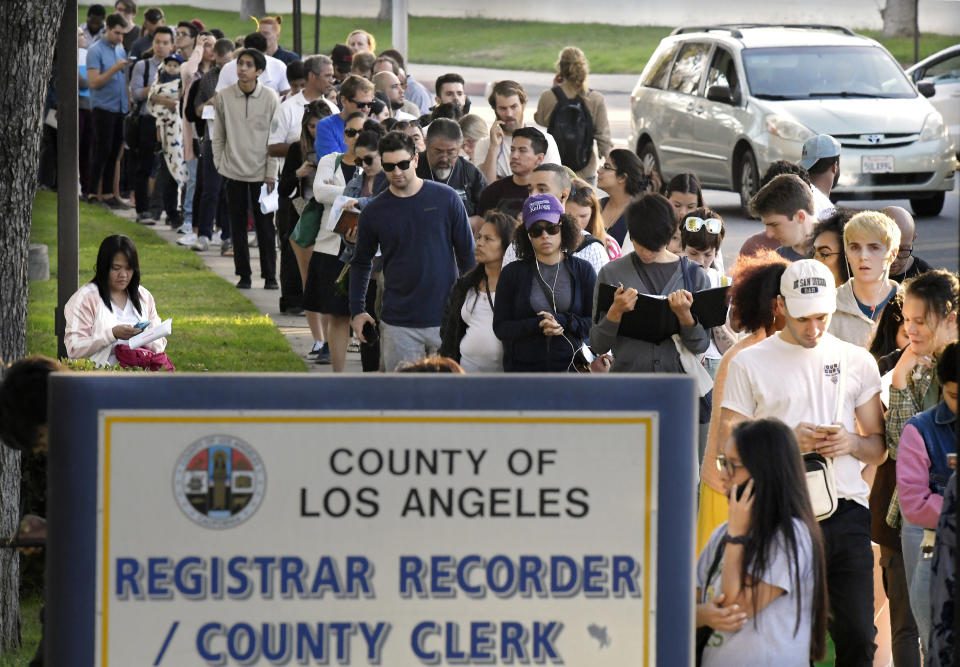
[350,99,374,109]
[683,216,723,235]
[359,155,376,166]
[344,128,361,138]
[382,159,412,172]
[527,223,561,238]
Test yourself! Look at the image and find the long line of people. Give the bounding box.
[51,7,958,664]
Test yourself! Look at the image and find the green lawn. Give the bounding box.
[0,595,41,666]
[28,192,306,371]
[81,5,957,73]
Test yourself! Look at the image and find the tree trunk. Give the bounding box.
[0,0,64,654]
[239,0,267,21]
[881,0,917,38]
[377,0,393,22]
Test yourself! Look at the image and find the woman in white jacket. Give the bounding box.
[304,112,365,372]
[64,235,166,367]
[828,211,902,348]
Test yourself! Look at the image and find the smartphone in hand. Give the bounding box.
[815,424,841,434]
[133,321,150,331]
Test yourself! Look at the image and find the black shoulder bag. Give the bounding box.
[695,539,727,666]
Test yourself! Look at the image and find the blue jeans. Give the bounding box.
[901,518,930,656]
[183,157,197,227]
[380,322,440,372]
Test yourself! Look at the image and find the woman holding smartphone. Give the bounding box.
[696,418,828,666]
[64,235,166,367]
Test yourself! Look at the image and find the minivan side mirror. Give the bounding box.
[917,81,936,98]
[707,85,740,105]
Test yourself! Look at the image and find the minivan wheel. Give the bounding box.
[910,192,945,217]
[737,150,759,214]
[638,142,660,182]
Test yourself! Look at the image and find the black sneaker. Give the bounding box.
[236,278,252,289]
[306,341,324,360]
[264,278,279,290]
[314,343,331,365]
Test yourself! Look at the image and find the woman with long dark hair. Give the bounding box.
[697,418,828,665]
[64,235,167,366]
[596,149,654,246]
[440,211,516,371]
[493,194,595,372]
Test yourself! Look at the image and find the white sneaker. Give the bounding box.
[210,230,222,246]
[177,232,198,246]
[248,231,258,248]
[176,222,193,235]
[191,236,209,252]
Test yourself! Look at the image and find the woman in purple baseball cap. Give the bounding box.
[492,194,596,372]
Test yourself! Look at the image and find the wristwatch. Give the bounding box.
[724,534,748,545]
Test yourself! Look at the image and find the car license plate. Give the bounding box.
[862,156,894,174]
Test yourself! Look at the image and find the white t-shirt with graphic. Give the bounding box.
[722,331,881,507]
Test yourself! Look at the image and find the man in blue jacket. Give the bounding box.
[350,131,476,372]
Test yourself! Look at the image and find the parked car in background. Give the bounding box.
[906,44,960,161]
[629,24,956,216]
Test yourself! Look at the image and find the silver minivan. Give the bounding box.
[628,25,956,216]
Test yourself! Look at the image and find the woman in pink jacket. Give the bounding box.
[64,235,166,367]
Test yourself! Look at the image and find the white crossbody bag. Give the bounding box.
[803,346,845,521]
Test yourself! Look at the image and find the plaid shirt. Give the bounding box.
[885,360,940,528]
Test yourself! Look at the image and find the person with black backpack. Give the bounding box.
[535,47,611,185]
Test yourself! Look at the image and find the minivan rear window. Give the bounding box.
[742,46,916,100]
[643,43,679,90]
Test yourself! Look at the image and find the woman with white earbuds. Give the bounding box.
[493,194,596,372]
[828,211,902,348]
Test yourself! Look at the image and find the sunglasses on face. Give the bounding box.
[683,216,723,234]
[344,128,361,138]
[350,99,374,109]
[382,159,412,172]
[527,223,561,238]
[359,155,376,166]
[715,454,745,476]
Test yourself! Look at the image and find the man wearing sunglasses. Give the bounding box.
[884,205,932,284]
[349,131,476,372]
[312,74,375,159]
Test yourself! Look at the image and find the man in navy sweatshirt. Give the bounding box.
[350,131,476,371]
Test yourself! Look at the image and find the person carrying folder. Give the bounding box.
[590,193,710,373]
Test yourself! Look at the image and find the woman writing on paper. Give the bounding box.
[64,235,167,367]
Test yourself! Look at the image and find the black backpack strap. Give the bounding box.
[551,85,567,102]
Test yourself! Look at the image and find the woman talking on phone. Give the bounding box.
[493,194,595,372]
[64,235,166,367]
[696,418,828,666]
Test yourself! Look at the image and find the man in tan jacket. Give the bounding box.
[213,48,280,290]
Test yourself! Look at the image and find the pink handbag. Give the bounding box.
[114,344,175,372]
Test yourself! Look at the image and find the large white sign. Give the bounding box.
[96,411,658,665]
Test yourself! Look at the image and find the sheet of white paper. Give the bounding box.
[128,319,172,350]
[201,104,215,120]
[259,184,279,214]
[880,369,893,408]
[324,194,358,232]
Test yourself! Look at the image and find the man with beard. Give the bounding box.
[372,71,420,120]
[798,133,841,220]
[433,73,471,115]
[416,119,487,233]
[471,80,561,184]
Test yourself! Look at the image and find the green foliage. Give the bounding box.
[0,596,41,666]
[80,5,956,73]
[27,192,306,371]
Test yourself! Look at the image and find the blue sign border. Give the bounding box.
[47,373,697,665]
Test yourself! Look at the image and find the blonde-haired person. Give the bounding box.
[828,210,902,348]
[346,29,375,54]
[534,46,611,184]
[566,178,621,260]
[459,114,488,162]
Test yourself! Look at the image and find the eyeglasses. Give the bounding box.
[895,246,913,260]
[599,163,616,172]
[382,159,412,172]
[715,454,745,476]
[527,223,561,238]
[359,155,376,166]
[814,248,842,260]
[683,216,723,234]
[350,99,374,109]
[344,128,361,138]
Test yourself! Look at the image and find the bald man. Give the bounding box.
[884,206,932,283]
[372,71,419,120]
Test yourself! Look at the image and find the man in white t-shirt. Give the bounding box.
[471,80,561,184]
[268,55,338,158]
[720,259,885,666]
[798,133,840,220]
[216,32,290,97]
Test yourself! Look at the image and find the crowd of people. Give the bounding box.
[27,3,959,664]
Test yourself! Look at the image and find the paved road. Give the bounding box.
[421,62,958,272]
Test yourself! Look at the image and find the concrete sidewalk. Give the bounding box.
[408,62,639,98]
[111,205,362,372]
